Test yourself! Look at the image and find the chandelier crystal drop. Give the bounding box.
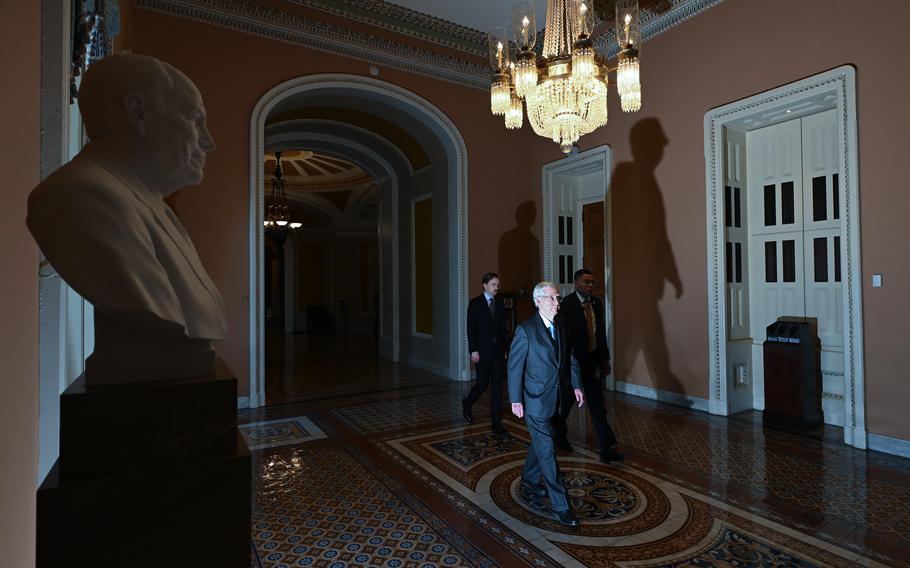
[616,0,642,113]
[505,92,523,129]
[489,0,643,152]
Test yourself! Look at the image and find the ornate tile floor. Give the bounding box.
[244,357,910,567]
[240,416,327,450]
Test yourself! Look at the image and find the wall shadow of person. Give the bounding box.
[498,200,541,323]
[612,118,687,400]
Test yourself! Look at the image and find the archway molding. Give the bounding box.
[249,74,468,407]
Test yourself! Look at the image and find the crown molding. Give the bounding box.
[285,0,487,56]
[138,0,726,92]
[597,0,726,58]
[137,0,491,89]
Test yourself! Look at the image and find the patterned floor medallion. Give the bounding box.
[401,426,530,491]
[246,352,904,567]
[240,416,327,450]
[383,424,878,567]
[489,461,669,537]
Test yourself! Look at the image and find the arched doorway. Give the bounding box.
[248,74,468,407]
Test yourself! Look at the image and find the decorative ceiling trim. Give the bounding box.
[596,0,725,58]
[137,0,491,89]
[285,0,487,56]
[138,0,725,92]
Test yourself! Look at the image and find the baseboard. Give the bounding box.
[236,397,250,410]
[401,357,451,379]
[868,432,910,458]
[613,380,710,412]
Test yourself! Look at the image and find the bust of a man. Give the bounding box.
[27,54,228,386]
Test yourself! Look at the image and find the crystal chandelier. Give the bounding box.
[263,151,302,231]
[490,0,643,153]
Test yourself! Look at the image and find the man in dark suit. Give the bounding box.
[553,269,623,464]
[508,281,585,527]
[462,272,510,436]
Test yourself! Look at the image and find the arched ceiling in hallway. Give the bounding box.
[264,150,378,230]
[266,107,429,171]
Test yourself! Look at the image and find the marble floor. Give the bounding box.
[246,339,910,567]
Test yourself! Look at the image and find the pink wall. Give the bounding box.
[129,6,541,395]
[0,2,40,564]
[529,0,910,439]
[130,0,909,442]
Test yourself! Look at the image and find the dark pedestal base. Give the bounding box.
[38,436,250,568]
[39,369,251,567]
[60,372,237,481]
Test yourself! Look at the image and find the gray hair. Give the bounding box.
[532,281,558,298]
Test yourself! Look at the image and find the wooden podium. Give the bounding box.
[762,318,823,429]
[37,367,251,567]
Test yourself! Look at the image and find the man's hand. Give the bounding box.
[601,360,612,376]
[470,351,480,364]
[511,402,524,418]
[574,388,585,408]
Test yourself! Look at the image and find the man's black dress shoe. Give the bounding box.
[492,426,512,438]
[554,509,579,527]
[599,448,625,463]
[555,438,574,452]
[461,399,473,423]
[518,478,547,497]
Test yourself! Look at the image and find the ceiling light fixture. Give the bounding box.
[490,0,643,153]
[264,151,302,236]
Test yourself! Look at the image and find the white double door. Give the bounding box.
[724,109,845,424]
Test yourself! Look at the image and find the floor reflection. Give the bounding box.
[244,355,910,567]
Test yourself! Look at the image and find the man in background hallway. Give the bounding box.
[553,268,623,464]
[462,272,510,436]
[509,281,584,527]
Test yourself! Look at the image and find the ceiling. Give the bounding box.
[386,0,549,34]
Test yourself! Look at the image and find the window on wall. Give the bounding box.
[413,196,433,336]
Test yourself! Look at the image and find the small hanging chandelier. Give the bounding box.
[490,0,643,153]
[264,151,302,231]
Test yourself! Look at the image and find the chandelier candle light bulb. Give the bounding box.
[616,0,642,112]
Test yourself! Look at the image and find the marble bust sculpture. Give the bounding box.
[27,54,228,386]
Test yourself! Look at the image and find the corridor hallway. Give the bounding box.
[265,332,450,405]
[241,370,910,567]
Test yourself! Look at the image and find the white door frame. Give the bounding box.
[703,66,866,448]
[541,145,615,389]
[248,74,469,408]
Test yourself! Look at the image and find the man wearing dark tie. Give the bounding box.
[462,272,510,436]
[508,281,585,527]
[553,268,623,464]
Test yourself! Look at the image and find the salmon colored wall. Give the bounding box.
[529,0,910,440]
[129,0,909,443]
[0,2,40,565]
[128,6,540,394]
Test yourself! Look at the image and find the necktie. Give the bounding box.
[583,300,597,352]
[548,323,556,340]
[488,296,494,316]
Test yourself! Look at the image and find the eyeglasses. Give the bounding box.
[536,295,561,303]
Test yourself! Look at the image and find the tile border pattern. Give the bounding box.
[378,423,881,567]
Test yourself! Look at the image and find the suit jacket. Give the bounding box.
[27,143,228,341]
[507,314,581,418]
[466,294,506,355]
[559,292,610,367]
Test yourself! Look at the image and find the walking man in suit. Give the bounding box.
[553,269,623,464]
[508,281,585,527]
[462,272,510,436]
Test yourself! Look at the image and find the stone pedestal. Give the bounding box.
[37,369,251,567]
